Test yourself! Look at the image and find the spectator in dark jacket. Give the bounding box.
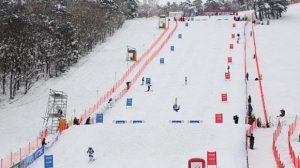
[85,117,91,125]
[248,133,255,149]
[248,95,251,104]
[42,138,47,146]
[73,117,80,125]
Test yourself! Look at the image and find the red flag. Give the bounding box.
[207,151,217,165]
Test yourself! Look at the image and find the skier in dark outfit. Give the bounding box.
[248,133,255,149]
[248,95,251,104]
[87,147,95,161]
[233,115,239,124]
[279,109,285,117]
[173,104,180,112]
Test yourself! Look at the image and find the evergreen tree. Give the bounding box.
[193,0,203,15]
[204,0,221,10]
[0,0,136,100]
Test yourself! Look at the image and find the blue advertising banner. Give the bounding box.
[160,58,164,64]
[20,146,44,168]
[34,147,44,159]
[21,154,35,168]
[126,98,132,107]
[96,113,103,123]
[170,46,174,51]
[44,155,53,168]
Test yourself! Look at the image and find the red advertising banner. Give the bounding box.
[225,73,230,80]
[229,44,234,49]
[227,57,232,63]
[231,33,235,39]
[207,151,217,165]
[221,93,227,102]
[215,114,223,123]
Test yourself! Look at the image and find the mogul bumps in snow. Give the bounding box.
[87,147,95,162]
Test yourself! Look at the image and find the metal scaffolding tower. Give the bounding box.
[43,89,68,134]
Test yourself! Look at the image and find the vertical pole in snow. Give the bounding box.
[11,152,12,166]
[1,158,3,168]
[96,90,99,101]
[29,142,31,154]
[19,148,21,161]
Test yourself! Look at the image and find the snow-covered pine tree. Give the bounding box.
[204,0,221,10]
[193,0,203,15]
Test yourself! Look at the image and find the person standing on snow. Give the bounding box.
[248,95,251,104]
[141,77,144,85]
[73,117,80,125]
[185,76,187,85]
[233,115,239,124]
[87,147,95,162]
[237,33,240,44]
[108,98,113,108]
[278,109,285,117]
[248,133,255,149]
[85,117,91,125]
[42,138,47,146]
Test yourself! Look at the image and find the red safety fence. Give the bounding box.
[291,0,300,4]
[247,120,257,136]
[1,137,41,168]
[272,120,285,168]
[288,116,299,168]
[251,17,269,127]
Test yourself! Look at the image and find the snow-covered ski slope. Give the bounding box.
[29,16,250,168]
[2,3,300,167]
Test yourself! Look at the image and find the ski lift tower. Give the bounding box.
[43,89,68,134]
[159,15,167,29]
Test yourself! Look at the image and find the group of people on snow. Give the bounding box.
[233,16,249,21]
